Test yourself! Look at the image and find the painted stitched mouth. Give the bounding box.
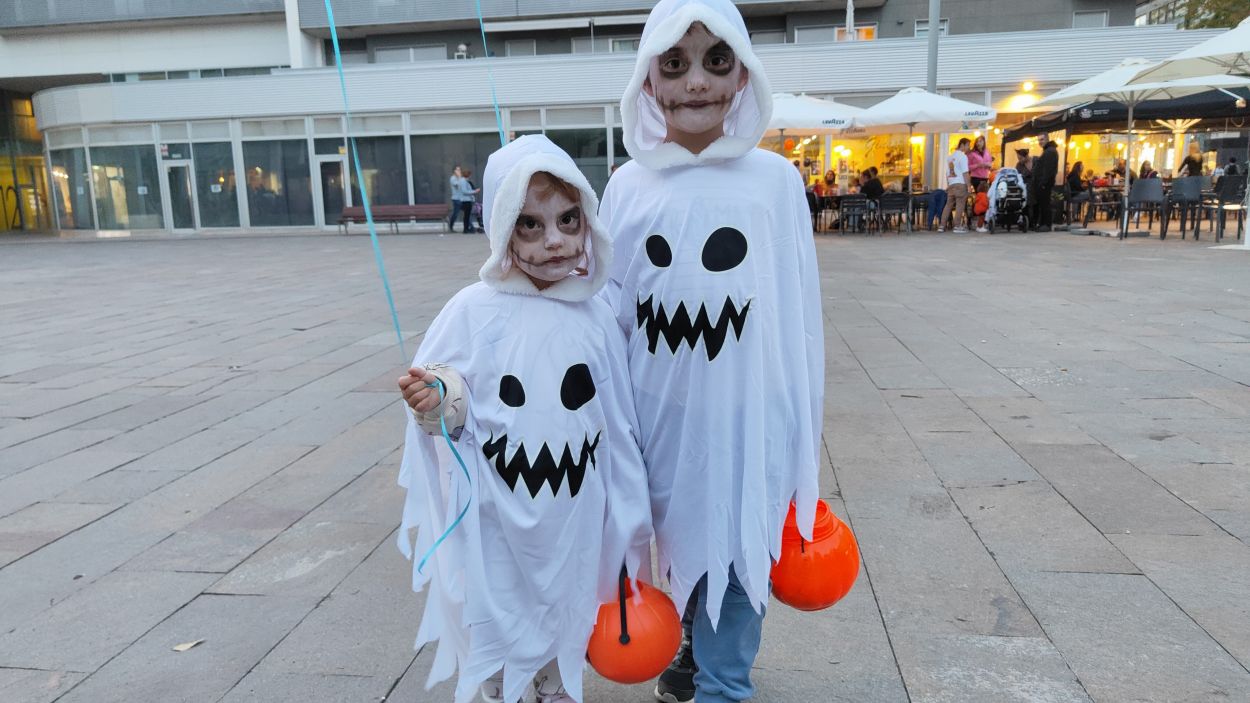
[481,431,601,499]
[636,295,750,361]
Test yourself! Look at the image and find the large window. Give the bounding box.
[572,36,641,54]
[505,39,537,57]
[89,145,163,229]
[347,136,408,206]
[193,142,239,227]
[795,24,876,42]
[410,133,500,205]
[547,128,610,196]
[375,45,446,63]
[49,148,93,230]
[241,140,314,226]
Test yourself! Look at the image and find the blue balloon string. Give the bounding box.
[417,379,473,575]
[323,0,406,361]
[473,0,507,147]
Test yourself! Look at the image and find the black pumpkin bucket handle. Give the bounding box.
[617,564,631,645]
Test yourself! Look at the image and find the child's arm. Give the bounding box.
[398,363,468,440]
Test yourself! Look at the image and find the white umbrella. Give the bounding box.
[765,93,863,135]
[1129,15,1250,84]
[852,88,996,230]
[1037,58,1250,237]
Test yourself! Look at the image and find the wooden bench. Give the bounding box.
[338,204,450,234]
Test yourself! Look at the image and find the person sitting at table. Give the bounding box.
[1067,161,1091,221]
[1138,160,1159,179]
[860,169,885,200]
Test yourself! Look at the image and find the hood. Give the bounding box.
[621,0,773,171]
[478,135,612,302]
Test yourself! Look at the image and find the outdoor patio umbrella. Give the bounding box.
[765,93,863,161]
[851,87,996,231]
[1128,15,1250,84]
[1037,58,1250,238]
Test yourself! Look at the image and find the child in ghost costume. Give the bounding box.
[598,1,824,702]
[396,135,653,703]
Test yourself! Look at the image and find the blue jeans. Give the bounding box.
[926,189,948,229]
[683,566,765,703]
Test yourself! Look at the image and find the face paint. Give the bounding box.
[482,364,601,499]
[644,22,747,149]
[510,175,587,289]
[636,227,750,361]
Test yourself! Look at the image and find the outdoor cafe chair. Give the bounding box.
[1164,176,1205,240]
[876,192,911,233]
[1083,184,1121,226]
[1125,178,1165,236]
[1199,175,1246,242]
[838,194,870,235]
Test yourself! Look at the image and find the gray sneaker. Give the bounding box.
[653,629,696,703]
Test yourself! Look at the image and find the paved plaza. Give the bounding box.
[1,229,1249,703]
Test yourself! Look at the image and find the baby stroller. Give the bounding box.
[987,168,1029,233]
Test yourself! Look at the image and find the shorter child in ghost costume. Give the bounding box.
[396,135,653,703]
[599,1,825,702]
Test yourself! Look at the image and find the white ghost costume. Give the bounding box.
[599,0,825,628]
[398,135,653,703]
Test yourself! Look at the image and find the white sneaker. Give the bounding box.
[533,661,575,703]
[953,227,968,233]
[976,226,988,233]
[936,226,944,232]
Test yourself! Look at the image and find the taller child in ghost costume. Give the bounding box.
[396,135,653,703]
[598,1,824,702]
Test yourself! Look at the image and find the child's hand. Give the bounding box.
[398,367,443,413]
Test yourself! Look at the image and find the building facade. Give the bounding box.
[0,0,1222,233]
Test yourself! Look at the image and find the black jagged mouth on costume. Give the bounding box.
[636,295,750,361]
[481,431,601,499]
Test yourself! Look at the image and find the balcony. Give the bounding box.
[1,0,284,32]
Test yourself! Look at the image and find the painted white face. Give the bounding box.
[644,22,748,143]
[510,176,586,287]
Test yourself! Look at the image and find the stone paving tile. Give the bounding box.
[207,519,393,597]
[0,501,119,568]
[1108,533,1250,669]
[1012,442,1223,537]
[910,431,1042,488]
[0,570,215,672]
[46,468,183,505]
[55,593,320,703]
[0,667,85,703]
[0,447,143,516]
[219,671,390,702]
[949,482,1138,575]
[893,634,1092,703]
[0,429,121,480]
[1012,571,1250,702]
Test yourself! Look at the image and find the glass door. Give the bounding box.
[317,158,347,227]
[164,161,197,230]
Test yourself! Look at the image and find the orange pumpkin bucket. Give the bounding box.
[770,499,860,611]
[587,568,682,684]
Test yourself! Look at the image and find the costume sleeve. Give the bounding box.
[411,364,468,440]
[785,164,826,539]
[596,177,632,337]
[595,308,655,598]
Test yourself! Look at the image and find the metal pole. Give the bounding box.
[1121,102,1133,239]
[924,0,941,188]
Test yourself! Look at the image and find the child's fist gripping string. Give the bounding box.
[398,363,467,440]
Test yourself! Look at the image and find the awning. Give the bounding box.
[1002,87,1250,142]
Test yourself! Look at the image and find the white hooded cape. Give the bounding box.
[398,135,653,703]
[599,0,825,628]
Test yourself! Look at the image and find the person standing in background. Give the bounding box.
[968,135,993,190]
[939,138,971,233]
[1032,140,1059,231]
[448,165,463,231]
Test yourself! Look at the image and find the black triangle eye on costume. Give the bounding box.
[560,363,596,411]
